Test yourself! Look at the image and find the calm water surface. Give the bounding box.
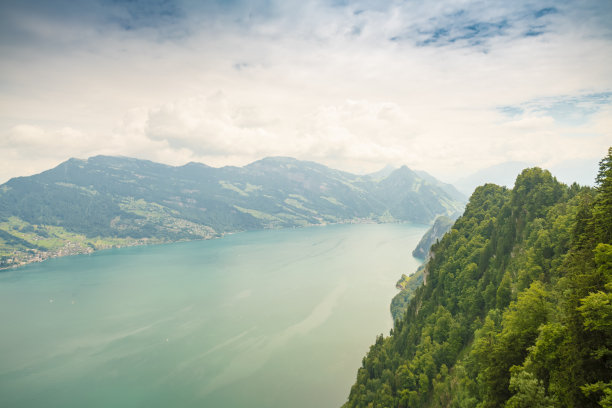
[0,223,427,407]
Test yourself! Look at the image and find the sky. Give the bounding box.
[1,0,611,186]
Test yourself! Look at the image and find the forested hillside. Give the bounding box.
[391,215,458,321]
[343,148,612,408]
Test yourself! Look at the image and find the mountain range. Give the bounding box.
[0,155,465,268]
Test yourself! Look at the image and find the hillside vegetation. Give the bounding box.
[391,215,457,321]
[343,148,612,408]
[0,156,465,268]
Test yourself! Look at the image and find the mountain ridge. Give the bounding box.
[0,155,466,269]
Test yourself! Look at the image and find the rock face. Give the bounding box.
[0,155,465,268]
[412,214,457,259]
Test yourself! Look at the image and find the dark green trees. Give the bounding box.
[343,148,612,408]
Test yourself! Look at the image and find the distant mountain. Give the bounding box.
[549,158,599,187]
[368,164,397,181]
[0,156,466,268]
[454,159,600,197]
[414,170,467,204]
[374,166,466,223]
[454,161,530,195]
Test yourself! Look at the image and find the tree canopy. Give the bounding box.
[343,147,612,408]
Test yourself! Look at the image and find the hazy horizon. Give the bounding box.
[1,0,610,185]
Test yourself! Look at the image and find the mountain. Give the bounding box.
[0,155,465,268]
[411,214,457,259]
[414,170,466,204]
[374,166,466,223]
[368,164,397,181]
[453,161,530,195]
[343,148,612,408]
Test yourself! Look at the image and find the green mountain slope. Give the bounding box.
[391,214,462,322]
[343,148,612,408]
[0,155,465,268]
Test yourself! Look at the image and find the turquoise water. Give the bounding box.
[0,223,427,407]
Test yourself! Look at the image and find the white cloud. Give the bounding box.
[1,124,107,160]
[0,125,105,181]
[143,93,280,157]
[0,0,610,183]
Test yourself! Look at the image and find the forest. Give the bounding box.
[343,147,612,408]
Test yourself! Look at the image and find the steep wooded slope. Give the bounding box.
[343,148,612,408]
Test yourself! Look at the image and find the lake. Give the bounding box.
[0,223,427,408]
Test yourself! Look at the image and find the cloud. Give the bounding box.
[295,100,419,166]
[0,125,107,182]
[144,93,280,157]
[0,125,111,160]
[0,0,610,184]
[499,92,612,126]
[113,96,421,172]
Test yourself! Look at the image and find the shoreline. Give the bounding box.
[1,218,430,272]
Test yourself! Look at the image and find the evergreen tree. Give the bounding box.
[343,148,612,408]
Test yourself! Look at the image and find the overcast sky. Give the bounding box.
[1,0,611,185]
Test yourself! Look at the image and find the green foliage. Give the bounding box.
[392,265,426,321]
[343,148,612,408]
[594,147,612,243]
[506,370,556,408]
[582,382,612,408]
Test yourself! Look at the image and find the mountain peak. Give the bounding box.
[368,164,397,180]
[180,161,211,169]
[386,165,417,180]
[0,154,466,269]
[245,156,329,173]
[249,156,300,165]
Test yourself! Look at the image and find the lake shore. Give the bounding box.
[1,217,426,271]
